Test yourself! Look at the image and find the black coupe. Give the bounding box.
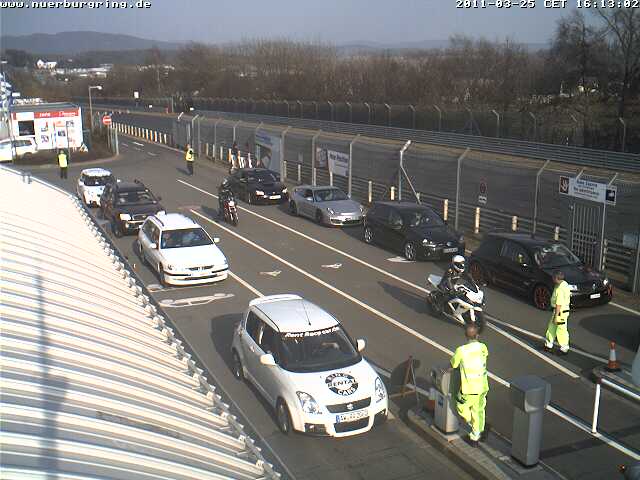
[228,168,288,204]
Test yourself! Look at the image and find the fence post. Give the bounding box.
[384,103,391,127]
[390,186,395,201]
[368,181,372,203]
[349,134,360,198]
[602,239,608,270]
[311,130,321,186]
[443,199,448,221]
[475,207,480,234]
[434,105,442,131]
[281,126,291,178]
[554,226,560,241]
[398,140,411,201]
[532,160,550,235]
[512,216,518,231]
[492,109,500,138]
[329,171,333,186]
[283,161,287,180]
[297,164,301,183]
[197,117,202,157]
[233,120,241,143]
[455,148,470,231]
[409,104,416,129]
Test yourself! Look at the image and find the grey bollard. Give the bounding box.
[510,375,551,467]
[430,363,460,434]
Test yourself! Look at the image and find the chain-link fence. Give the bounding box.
[111,113,640,293]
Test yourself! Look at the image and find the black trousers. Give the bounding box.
[60,167,68,179]
[187,161,194,175]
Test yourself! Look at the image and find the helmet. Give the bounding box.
[221,178,230,188]
[452,255,466,274]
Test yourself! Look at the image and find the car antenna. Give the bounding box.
[301,300,312,327]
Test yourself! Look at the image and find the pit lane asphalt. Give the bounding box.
[28,135,640,479]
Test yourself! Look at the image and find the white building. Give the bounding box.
[9,102,83,151]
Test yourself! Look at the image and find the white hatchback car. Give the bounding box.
[137,213,228,286]
[76,168,115,207]
[0,138,38,162]
[231,295,388,437]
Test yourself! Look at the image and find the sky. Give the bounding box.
[1,0,575,44]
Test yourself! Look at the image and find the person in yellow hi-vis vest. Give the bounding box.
[57,149,68,179]
[185,144,195,176]
[450,323,489,446]
[544,271,571,356]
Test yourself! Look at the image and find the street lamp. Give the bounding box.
[88,85,103,130]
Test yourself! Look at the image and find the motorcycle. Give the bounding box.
[425,274,485,330]
[221,196,239,226]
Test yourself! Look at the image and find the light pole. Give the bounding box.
[88,85,102,131]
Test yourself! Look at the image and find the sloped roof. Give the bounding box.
[0,167,280,480]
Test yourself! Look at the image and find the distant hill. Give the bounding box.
[0,31,182,55]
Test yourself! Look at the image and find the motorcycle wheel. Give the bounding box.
[231,211,238,226]
[426,292,441,315]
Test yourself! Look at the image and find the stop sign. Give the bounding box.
[102,115,112,126]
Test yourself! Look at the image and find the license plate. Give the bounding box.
[336,409,368,423]
[269,195,281,200]
[590,293,601,299]
[444,247,458,253]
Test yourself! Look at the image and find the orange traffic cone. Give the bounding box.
[606,341,620,372]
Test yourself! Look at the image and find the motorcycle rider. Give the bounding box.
[218,178,235,219]
[439,255,474,308]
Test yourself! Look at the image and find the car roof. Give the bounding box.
[486,231,555,247]
[251,295,340,333]
[372,201,433,210]
[151,213,198,230]
[297,185,341,191]
[81,168,112,176]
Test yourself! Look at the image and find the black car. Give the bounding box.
[363,202,465,261]
[468,232,612,309]
[228,168,288,204]
[100,180,165,237]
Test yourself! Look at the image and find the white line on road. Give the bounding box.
[121,142,129,147]
[611,301,640,317]
[134,147,142,151]
[192,209,639,461]
[148,152,158,157]
[178,180,585,377]
[132,141,145,147]
[229,270,264,297]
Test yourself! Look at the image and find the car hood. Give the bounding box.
[284,358,378,405]
[117,203,164,215]
[160,244,227,269]
[318,199,362,214]
[83,185,106,196]
[541,263,603,285]
[410,225,459,244]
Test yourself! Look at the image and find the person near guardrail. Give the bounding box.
[57,149,68,179]
[185,144,195,176]
[450,323,489,446]
[543,271,571,356]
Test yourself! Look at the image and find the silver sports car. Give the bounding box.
[289,185,365,226]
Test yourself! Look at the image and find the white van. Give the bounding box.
[0,138,38,162]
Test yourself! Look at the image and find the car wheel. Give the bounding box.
[470,261,488,285]
[404,242,417,261]
[315,210,324,225]
[364,226,374,244]
[533,284,551,310]
[111,220,123,238]
[137,241,148,265]
[276,399,292,435]
[232,351,244,381]
[159,264,169,288]
[289,201,298,216]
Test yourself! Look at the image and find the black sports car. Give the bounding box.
[363,202,465,261]
[468,232,612,309]
[228,168,288,204]
[100,180,165,237]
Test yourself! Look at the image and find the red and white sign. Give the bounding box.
[33,109,79,119]
[10,105,83,151]
[102,115,112,126]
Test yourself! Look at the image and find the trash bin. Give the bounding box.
[430,364,459,434]
[510,375,551,467]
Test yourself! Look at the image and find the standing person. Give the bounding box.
[544,271,571,355]
[450,323,489,446]
[57,149,68,179]
[185,144,194,176]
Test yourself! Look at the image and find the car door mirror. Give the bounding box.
[213,237,220,243]
[260,353,276,366]
[356,338,366,352]
[149,242,157,249]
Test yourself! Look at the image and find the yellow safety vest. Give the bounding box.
[551,280,571,319]
[450,340,489,394]
[58,153,68,168]
[185,148,194,161]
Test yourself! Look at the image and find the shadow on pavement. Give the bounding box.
[579,313,640,351]
[378,280,429,315]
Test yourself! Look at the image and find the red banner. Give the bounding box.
[34,109,79,119]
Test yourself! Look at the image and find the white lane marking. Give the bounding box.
[387,256,415,263]
[229,270,264,297]
[321,263,342,269]
[260,270,282,277]
[159,293,234,308]
[132,141,145,147]
[148,152,158,157]
[192,209,639,461]
[611,301,640,317]
[121,142,129,147]
[179,179,587,376]
[134,147,142,151]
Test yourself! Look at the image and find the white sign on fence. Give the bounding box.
[328,150,349,177]
[559,176,617,205]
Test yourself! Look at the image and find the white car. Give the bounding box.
[231,294,388,437]
[137,213,229,286]
[0,138,38,162]
[76,168,115,207]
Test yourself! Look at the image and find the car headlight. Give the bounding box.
[282,187,288,194]
[157,210,166,216]
[296,391,322,415]
[603,278,609,286]
[119,213,131,220]
[568,284,578,292]
[327,207,335,215]
[255,190,265,196]
[359,205,365,213]
[375,377,386,402]
[422,239,436,247]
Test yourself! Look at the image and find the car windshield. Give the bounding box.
[533,244,581,268]
[161,227,213,249]
[247,171,277,183]
[279,325,361,373]
[403,208,445,228]
[85,175,114,186]
[116,189,156,205]
[314,188,348,202]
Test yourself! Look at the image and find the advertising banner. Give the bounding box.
[559,176,617,205]
[255,131,281,174]
[316,148,349,177]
